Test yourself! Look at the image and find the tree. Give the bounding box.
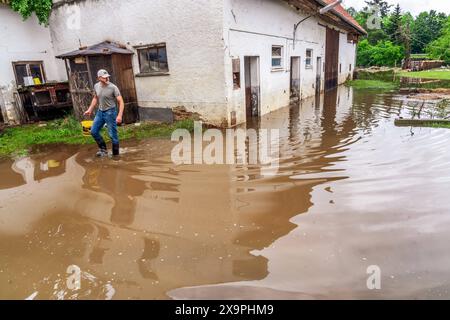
[411,11,448,54]
[347,7,358,18]
[364,0,392,18]
[427,17,450,63]
[9,0,53,25]
[357,39,404,67]
[384,4,402,45]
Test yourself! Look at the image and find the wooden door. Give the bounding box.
[325,27,340,90]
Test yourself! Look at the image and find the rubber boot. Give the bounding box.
[96,140,108,157]
[112,143,120,156]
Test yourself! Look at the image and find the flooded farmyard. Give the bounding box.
[1,85,450,300]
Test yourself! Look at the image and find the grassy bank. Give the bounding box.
[430,122,450,129]
[0,116,194,157]
[345,79,398,90]
[398,69,450,80]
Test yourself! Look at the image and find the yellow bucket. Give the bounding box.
[81,120,94,137]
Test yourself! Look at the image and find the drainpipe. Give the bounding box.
[293,0,342,50]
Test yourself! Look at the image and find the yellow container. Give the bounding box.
[81,120,94,137]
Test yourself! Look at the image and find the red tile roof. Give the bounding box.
[316,0,367,34]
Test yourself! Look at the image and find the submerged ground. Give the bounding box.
[1,84,450,300]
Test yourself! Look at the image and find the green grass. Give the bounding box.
[0,116,195,158]
[398,69,450,80]
[429,122,450,129]
[345,79,398,90]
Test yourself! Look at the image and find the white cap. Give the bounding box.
[97,69,111,78]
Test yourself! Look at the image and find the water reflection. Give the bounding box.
[2,85,449,299]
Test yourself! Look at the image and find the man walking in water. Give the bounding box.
[84,69,125,157]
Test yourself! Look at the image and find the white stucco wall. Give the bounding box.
[338,31,357,84]
[0,5,66,124]
[50,0,228,126]
[223,0,323,125]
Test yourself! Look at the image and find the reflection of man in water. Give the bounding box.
[84,69,125,157]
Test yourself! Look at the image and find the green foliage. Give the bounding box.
[426,17,450,63]
[364,0,392,18]
[411,11,448,54]
[384,4,402,45]
[354,5,448,67]
[345,79,398,90]
[357,39,404,67]
[0,116,195,158]
[9,0,53,25]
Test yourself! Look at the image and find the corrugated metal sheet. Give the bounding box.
[56,41,133,59]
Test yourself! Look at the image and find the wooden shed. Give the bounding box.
[56,41,138,123]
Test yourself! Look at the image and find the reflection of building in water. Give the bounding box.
[5,145,76,185]
[0,159,25,190]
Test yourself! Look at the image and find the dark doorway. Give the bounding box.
[290,56,301,102]
[325,27,340,90]
[316,56,322,94]
[244,56,260,121]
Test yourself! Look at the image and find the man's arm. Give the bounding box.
[116,96,125,124]
[84,96,98,117]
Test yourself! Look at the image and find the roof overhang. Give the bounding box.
[284,0,367,35]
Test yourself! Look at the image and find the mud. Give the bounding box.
[1,86,450,300]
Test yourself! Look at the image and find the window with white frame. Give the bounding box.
[272,46,283,69]
[305,49,313,69]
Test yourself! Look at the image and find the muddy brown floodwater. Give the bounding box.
[1,86,450,300]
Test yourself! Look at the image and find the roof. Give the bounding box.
[315,0,367,35]
[56,41,134,59]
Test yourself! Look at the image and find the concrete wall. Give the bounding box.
[50,0,228,126]
[223,0,356,125]
[0,5,66,124]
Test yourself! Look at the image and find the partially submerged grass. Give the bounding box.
[398,69,450,80]
[0,116,194,158]
[429,122,450,129]
[345,79,398,90]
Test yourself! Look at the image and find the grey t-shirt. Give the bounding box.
[94,82,121,111]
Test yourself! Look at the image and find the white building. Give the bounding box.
[1,0,365,126]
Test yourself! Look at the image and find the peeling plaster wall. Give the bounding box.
[338,31,357,84]
[223,0,356,125]
[50,0,228,126]
[0,5,66,124]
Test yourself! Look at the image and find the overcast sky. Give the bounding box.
[342,0,450,16]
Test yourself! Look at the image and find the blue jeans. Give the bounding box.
[91,108,119,146]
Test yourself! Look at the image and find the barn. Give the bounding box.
[1,0,366,126]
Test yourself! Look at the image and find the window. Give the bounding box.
[305,49,313,69]
[137,43,169,74]
[232,58,241,89]
[349,64,352,72]
[13,61,45,86]
[272,46,283,69]
[340,63,342,73]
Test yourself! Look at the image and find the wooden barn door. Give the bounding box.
[112,54,139,124]
[325,27,340,90]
